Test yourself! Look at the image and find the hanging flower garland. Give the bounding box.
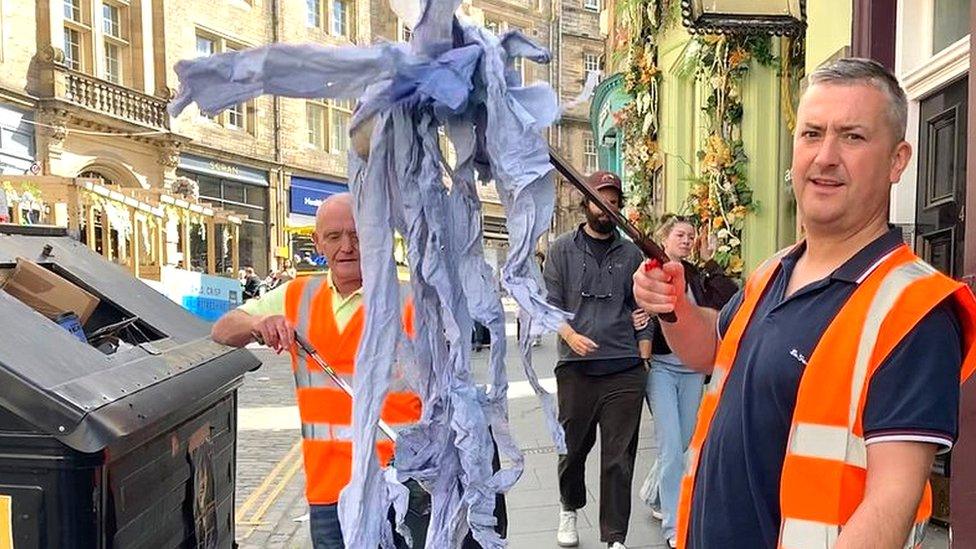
[680,34,782,274]
[612,0,677,235]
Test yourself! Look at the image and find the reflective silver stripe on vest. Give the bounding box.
[780,518,840,549]
[706,366,727,395]
[848,260,935,428]
[302,422,332,440]
[789,423,867,468]
[295,276,328,358]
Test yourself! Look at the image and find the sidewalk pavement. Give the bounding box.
[232,327,949,548]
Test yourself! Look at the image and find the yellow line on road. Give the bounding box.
[240,456,305,540]
[236,439,302,521]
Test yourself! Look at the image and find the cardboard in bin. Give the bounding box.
[1,257,99,323]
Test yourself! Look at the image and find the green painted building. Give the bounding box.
[590,26,801,273]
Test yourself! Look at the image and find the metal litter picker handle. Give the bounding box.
[291,331,398,441]
[250,329,398,441]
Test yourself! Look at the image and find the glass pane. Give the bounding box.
[331,109,350,153]
[933,0,970,53]
[307,0,320,27]
[64,0,81,22]
[64,28,81,70]
[244,186,267,208]
[196,36,215,57]
[223,181,246,204]
[105,43,121,83]
[240,220,268,275]
[195,175,222,200]
[103,3,121,37]
[332,0,347,36]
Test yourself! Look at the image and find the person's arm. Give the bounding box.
[834,442,936,549]
[211,282,294,352]
[632,260,719,371]
[837,299,962,547]
[544,241,598,356]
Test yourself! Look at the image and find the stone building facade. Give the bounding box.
[1,0,599,271]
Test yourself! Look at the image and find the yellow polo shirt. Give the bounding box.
[238,273,363,331]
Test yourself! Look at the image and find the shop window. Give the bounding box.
[178,170,269,275]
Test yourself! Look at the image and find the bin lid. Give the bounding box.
[0,228,260,452]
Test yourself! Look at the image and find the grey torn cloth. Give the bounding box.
[168,0,581,546]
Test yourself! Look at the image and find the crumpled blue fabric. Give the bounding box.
[168,1,579,546]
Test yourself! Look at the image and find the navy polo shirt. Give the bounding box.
[688,228,964,549]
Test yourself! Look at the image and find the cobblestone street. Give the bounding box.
[233,321,950,548]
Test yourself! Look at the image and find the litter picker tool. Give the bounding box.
[547,147,678,323]
[251,330,399,441]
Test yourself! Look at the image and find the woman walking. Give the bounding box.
[634,215,724,549]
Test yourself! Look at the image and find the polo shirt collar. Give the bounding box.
[781,226,906,284]
[327,271,364,299]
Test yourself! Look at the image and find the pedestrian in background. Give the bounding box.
[543,171,653,549]
[632,214,732,549]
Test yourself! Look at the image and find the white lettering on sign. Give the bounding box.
[303,197,325,208]
[209,161,241,175]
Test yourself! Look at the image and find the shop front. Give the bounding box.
[177,154,270,275]
[287,175,348,272]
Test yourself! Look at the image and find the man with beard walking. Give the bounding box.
[544,171,653,549]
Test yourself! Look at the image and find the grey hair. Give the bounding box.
[807,57,908,141]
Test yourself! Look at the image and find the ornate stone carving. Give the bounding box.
[158,141,181,169]
[39,45,65,65]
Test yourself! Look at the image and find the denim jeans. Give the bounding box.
[646,360,704,541]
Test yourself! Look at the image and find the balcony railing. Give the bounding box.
[54,67,170,130]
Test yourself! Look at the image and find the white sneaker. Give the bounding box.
[608,543,628,549]
[666,537,677,549]
[557,510,579,547]
[651,506,663,521]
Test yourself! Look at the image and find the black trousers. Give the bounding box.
[556,365,646,544]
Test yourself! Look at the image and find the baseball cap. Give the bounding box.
[586,171,622,193]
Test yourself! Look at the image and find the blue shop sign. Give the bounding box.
[290,176,348,216]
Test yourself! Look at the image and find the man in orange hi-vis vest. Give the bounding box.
[211,193,424,548]
[632,58,976,549]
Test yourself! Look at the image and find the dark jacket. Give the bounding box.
[543,225,653,365]
[651,260,738,355]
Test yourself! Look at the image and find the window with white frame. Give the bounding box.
[306,99,352,153]
[583,0,600,12]
[331,0,351,38]
[583,52,601,76]
[329,99,353,153]
[64,0,83,23]
[307,101,327,149]
[63,0,92,72]
[398,21,413,42]
[307,0,322,27]
[195,32,255,133]
[101,1,127,84]
[584,137,597,174]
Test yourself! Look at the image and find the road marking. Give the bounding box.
[240,456,305,539]
[236,439,302,522]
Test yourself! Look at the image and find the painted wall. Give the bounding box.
[658,27,795,272]
[804,0,853,73]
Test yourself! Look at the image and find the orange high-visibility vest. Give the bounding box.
[284,276,422,505]
[676,244,976,549]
